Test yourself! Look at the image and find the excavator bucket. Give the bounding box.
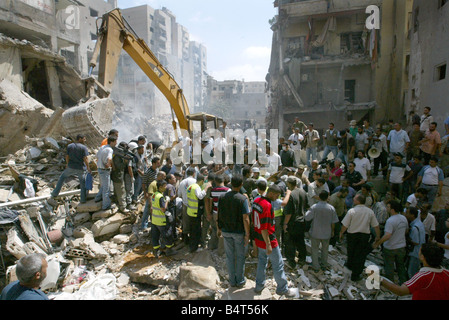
[61,98,116,149]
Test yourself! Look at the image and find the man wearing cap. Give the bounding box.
[304,123,320,168]
[251,167,267,184]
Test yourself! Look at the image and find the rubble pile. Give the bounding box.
[0,137,406,301]
[112,102,176,146]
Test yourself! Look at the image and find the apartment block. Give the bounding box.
[206,77,268,130]
[267,0,413,137]
[113,5,207,117]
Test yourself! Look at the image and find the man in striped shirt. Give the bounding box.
[252,184,295,297]
[380,242,449,300]
[206,174,230,250]
[140,157,160,230]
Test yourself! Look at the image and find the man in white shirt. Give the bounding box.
[265,144,282,175]
[387,123,410,161]
[420,106,434,133]
[340,194,380,281]
[405,188,427,208]
[354,150,371,181]
[419,203,436,242]
[178,167,197,244]
[95,136,117,210]
[373,200,409,284]
[307,177,329,206]
[288,127,304,167]
[415,156,444,204]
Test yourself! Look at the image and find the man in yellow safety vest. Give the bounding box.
[151,179,176,257]
[186,174,208,252]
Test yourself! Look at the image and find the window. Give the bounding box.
[89,8,99,17]
[340,32,364,54]
[345,80,356,103]
[435,63,447,81]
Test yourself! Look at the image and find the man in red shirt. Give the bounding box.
[253,184,295,297]
[380,242,449,300]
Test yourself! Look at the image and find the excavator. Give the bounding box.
[61,8,223,151]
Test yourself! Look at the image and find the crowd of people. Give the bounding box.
[20,109,449,300]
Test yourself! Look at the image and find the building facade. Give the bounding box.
[267,0,413,138]
[112,5,208,118]
[406,0,449,135]
[206,77,268,130]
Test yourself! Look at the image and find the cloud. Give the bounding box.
[242,46,271,60]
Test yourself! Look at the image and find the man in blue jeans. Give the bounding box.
[95,136,117,210]
[50,134,91,204]
[217,175,250,287]
[252,184,296,297]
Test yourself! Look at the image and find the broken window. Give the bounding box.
[344,80,356,103]
[340,32,364,54]
[286,36,305,58]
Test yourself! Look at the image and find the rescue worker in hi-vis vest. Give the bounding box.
[186,174,208,253]
[151,180,176,257]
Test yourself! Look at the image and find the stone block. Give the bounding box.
[92,209,113,221]
[73,212,91,226]
[76,199,102,213]
[91,213,127,239]
[178,265,220,300]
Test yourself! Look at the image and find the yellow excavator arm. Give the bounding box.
[89,8,190,133]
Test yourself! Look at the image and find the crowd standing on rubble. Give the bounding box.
[2,109,449,301]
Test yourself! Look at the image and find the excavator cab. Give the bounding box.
[187,113,223,134]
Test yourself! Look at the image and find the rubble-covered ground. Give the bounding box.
[0,137,422,300]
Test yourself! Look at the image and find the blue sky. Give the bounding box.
[117,0,277,81]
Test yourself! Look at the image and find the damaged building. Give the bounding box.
[406,0,449,136]
[205,77,269,130]
[267,0,413,137]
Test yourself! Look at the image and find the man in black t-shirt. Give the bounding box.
[50,134,91,204]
